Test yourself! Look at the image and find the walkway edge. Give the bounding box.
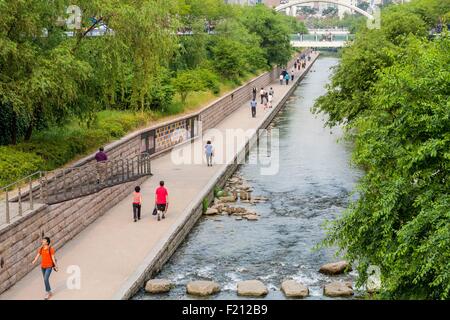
[113,53,320,300]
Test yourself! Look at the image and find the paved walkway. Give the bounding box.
[1,53,319,300]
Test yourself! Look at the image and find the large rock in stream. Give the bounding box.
[186,281,220,296]
[145,279,173,293]
[323,281,354,297]
[281,280,309,298]
[237,280,268,297]
[319,261,352,275]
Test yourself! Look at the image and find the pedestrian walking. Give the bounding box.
[132,186,142,222]
[155,181,169,221]
[32,237,58,300]
[284,73,290,85]
[205,140,214,167]
[269,87,274,97]
[279,74,283,85]
[294,61,297,70]
[268,92,273,108]
[260,87,265,104]
[291,69,295,82]
[95,147,108,185]
[250,98,257,118]
[252,87,257,100]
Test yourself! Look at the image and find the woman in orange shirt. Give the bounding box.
[32,237,58,300]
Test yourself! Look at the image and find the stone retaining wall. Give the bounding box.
[0,176,147,294]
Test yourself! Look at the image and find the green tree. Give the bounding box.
[0,0,91,142]
[240,5,294,66]
[172,68,219,104]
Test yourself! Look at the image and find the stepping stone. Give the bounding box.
[145,279,172,293]
[219,195,237,203]
[186,281,220,296]
[237,280,268,297]
[204,208,218,215]
[281,280,309,298]
[319,261,352,275]
[323,281,354,297]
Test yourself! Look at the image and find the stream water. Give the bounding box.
[134,56,364,300]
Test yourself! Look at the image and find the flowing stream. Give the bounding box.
[134,56,364,300]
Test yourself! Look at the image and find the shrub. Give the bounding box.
[0,147,45,187]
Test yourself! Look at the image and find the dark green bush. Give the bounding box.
[0,147,46,186]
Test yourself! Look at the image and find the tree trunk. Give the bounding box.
[181,92,188,104]
[24,123,33,141]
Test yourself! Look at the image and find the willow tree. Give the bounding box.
[0,0,90,143]
[72,0,180,112]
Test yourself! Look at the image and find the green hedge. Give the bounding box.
[0,147,46,187]
[0,111,151,187]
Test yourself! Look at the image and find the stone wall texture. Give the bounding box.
[0,176,147,294]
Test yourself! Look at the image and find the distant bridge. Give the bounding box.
[291,33,355,48]
[276,0,375,20]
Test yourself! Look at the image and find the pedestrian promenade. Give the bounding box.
[0,53,319,300]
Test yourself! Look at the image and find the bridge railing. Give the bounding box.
[291,34,355,42]
[0,172,45,225]
[0,153,152,226]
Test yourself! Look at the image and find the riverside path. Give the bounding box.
[0,52,319,300]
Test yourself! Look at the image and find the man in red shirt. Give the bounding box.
[155,180,169,221]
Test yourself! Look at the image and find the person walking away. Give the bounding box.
[250,98,257,118]
[252,87,257,100]
[291,69,295,82]
[260,87,265,104]
[284,72,290,85]
[294,61,297,70]
[155,181,169,221]
[279,74,283,85]
[32,237,58,300]
[95,147,108,185]
[268,92,273,109]
[205,141,214,167]
[132,186,142,222]
[269,87,274,98]
[302,60,306,69]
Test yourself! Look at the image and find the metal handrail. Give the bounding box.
[1,153,152,225]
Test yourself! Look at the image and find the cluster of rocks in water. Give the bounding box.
[146,174,356,298]
[204,174,268,222]
[145,260,354,298]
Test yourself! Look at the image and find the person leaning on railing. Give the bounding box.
[95,147,108,184]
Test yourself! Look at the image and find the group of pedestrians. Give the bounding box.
[250,86,275,118]
[132,181,169,222]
